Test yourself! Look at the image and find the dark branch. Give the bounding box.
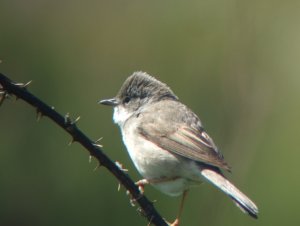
[0,73,167,226]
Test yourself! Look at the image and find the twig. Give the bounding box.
[0,73,167,226]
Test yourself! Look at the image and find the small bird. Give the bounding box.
[100,72,258,225]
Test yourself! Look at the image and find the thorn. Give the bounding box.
[93,163,101,171]
[64,113,80,126]
[14,80,32,89]
[95,137,103,143]
[147,215,154,226]
[89,155,92,163]
[68,138,75,146]
[5,92,11,98]
[115,161,128,172]
[36,109,43,121]
[23,80,32,88]
[0,91,12,106]
[137,207,147,218]
[64,113,71,124]
[93,137,103,148]
[130,198,136,207]
[117,183,121,191]
[72,116,81,124]
[93,143,103,148]
[51,106,55,110]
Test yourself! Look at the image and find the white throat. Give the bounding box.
[113,106,134,126]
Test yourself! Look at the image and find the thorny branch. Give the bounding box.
[0,73,167,226]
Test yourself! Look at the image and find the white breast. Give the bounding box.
[113,105,202,196]
[121,119,201,196]
[113,106,133,126]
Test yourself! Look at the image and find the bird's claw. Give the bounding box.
[167,218,179,226]
[135,179,149,194]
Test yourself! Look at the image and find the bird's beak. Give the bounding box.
[98,98,119,106]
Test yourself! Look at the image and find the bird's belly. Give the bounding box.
[122,131,201,196]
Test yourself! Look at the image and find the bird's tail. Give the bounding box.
[201,169,258,219]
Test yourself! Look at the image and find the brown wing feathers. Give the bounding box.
[139,125,231,171]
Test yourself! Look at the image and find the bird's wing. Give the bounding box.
[138,124,231,171]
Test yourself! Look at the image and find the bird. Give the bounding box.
[99,71,258,225]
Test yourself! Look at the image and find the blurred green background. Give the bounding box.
[1,0,299,226]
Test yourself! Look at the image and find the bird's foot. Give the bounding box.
[167,218,179,226]
[135,179,149,194]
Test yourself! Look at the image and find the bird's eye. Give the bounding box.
[124,96,131,104]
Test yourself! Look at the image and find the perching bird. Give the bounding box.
[100,72,258,225]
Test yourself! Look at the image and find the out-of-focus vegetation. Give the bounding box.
[1,1,300,225]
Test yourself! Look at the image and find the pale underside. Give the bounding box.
[113,103,227,196]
